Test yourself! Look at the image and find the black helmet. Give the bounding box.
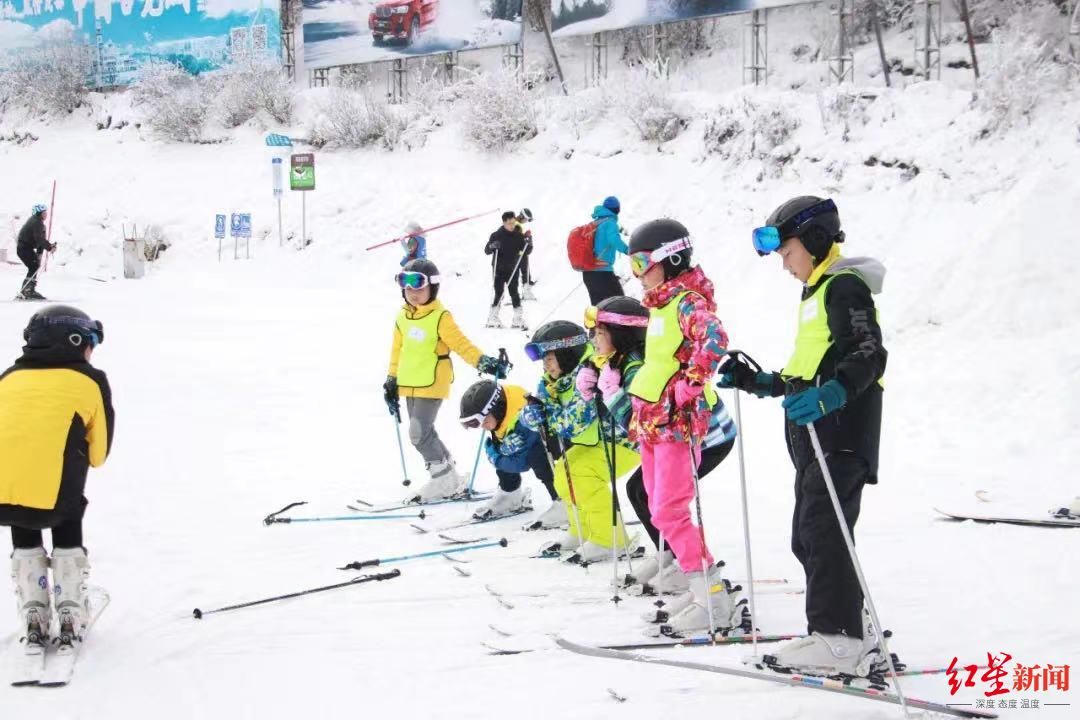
[517,208,533,222]
[459,380,507,428]
[527,320,589,376]
[628,219,693,280]
[399,258,441,301]
[593,296,648,355]
[764,196,844,262]
[23,305,104,357]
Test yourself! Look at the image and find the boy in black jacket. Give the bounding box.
[484,211,529,329]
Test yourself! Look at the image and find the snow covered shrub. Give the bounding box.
[131,61,209,143]
[702,95,800,170]
[460,67,539,152]
[820,87,870,141]
[560,85,611,140]
[217,62,294,128]
[308,87,409,149]
[0,29,91,116]
[701,105,745,158]
[616,64,688,143]
[977,8,1068,134]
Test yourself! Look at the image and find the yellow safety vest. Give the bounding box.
[629,290,718,406]
[396,308,448,388]
[555,347,600,447]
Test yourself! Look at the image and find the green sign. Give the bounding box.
[290,153,315,191]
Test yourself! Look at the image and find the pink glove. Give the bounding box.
[674,379,704,409]
[575,366,599,401]
[598,364,622,402]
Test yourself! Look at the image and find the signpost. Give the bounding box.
[290,153,315,247]
[215,214,226,261]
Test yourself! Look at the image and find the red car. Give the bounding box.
[369,0,438,46]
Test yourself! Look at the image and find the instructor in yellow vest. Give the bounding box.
[720,196,887,678]
[384,259,504,503]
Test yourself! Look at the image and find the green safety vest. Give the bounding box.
[396,308,448,388]
[557,347,600,447]
[628,291,718,406]
[783,270,882,384]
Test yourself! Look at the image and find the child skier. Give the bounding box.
[384,258,505,503]
[399,221,427,267]
[514,209,537,302]
[0,305,114,657]
[623,218,743,636]
[578,297,739,629]
[458,379,564,526]
[518,320,639,564]
[720,196,887,677]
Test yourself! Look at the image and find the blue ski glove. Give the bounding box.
[498,431,527,456]
[519,402,545,432]
[484,438,500,464]
[477,355,503,377]
[717,352,779,398]
[782,380,847,426]
[383,376,400,419]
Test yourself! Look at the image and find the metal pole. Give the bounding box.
[732,391,758,656]
[870,0,892,87]
[302,192,307,248]
[393,412,411,486]
[277,197,284,247]
[806,424,907,712]
[537,2,568,95]
[958,0,980,80]
[687,431,716,643]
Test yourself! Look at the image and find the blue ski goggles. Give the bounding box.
[752,198,838,256]
[395,271,439,290]
[49,316,104,348]
[523,334,589,362]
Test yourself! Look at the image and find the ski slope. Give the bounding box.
[2,24,1080,720]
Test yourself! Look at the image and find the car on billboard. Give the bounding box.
[369,0,438,46]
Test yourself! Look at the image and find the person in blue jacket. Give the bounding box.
[400,222,427,267]
[583,196,628,304]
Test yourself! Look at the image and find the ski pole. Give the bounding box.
[193,569,401,619]
[338,538,508,570]
[686,424,717,645]
[806,423,907,713]
[43,180,55,273]
[465,349,511,497]
[262,500,426,525]
[392,408,412,487]
[595,397,633,602]
[536,282,584,327]
[365,209,500,251]
[731,387,759,656]
[553,431,587,554]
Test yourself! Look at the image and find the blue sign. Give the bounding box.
[214,214,226,239]
[230,213,241,237]
[265,134,294,147]
[239,214,252,238]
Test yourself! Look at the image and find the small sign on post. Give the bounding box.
[215,214,227,262]
[272,157,284,247]
[240,213,252,259]
[291,153,315,248]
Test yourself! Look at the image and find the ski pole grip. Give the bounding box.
[339,559,380,571]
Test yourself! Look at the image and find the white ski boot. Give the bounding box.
[661,564,744,638]
[413,459,467,502]
[641,590,695,625]
[473,487,532,521]
[12,547,51,644]
[522,284,537,302]
[628,559,691,596]
[534,498,568,529]
[764,632,871,677]
[51,547,90,640]
[486,306,504,329]
[538,531,581,557]
[511,307,527,330]
[619,549,673,589]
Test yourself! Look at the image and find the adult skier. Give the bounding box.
[581,197,627,305]
[720,196,887,676]
[484,212,529,329]
[16,204,55,300]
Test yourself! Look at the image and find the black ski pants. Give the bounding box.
[492,270,521,308]
[582,271,623,305]
[496,437,557,500]
[10,496,87,550]
[17,246,40,291]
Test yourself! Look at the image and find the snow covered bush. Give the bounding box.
[217,62,294,128]
[0,30,91,116]
[459,67,539,152]
[308,87,410,149]
[560,85,611,140]
[615,63,688,144]
[131,61,209,143]
[977,8,1069,134]
[702,95,801,172]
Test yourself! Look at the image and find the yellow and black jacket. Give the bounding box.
[0,347,114,529]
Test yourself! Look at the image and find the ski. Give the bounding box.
[935,507,1080,528]
[9,637,47,686]
[348,492,493,514]
[36,586,110,688]
[484,632,803,656]
[555,638,998,719]
[410,505,533,534]
[438,533,490,545]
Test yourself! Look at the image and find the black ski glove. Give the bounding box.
[717,351,783,399]
[383,376,400,418]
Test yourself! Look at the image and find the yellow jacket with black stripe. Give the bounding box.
[387,299,483,400]
[0,351,114,530]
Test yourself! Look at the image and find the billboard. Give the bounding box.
[303,0,524,70]
[0,0,281,86]
[550,0,801,37]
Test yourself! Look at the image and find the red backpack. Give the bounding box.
[566,222,601,271]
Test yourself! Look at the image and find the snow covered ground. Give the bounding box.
[1,8,1079,719]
